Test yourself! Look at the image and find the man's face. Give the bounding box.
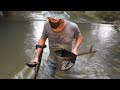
[48,17,61,29]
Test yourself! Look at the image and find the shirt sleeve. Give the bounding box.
[73,23,81,38]
[40,22,48,39]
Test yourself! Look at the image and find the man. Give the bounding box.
[32,11,83,79]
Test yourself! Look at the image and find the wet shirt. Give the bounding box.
[41,20,81,60]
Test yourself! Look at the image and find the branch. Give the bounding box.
[78,50,97,56]
[78,45,97,56]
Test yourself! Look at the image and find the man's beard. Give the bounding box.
[49,20,61,29]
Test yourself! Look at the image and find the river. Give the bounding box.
[0,11,120,79]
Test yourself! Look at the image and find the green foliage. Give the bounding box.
[95,11,120,22]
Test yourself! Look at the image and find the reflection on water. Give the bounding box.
[33,21,45,41]
[0,11,120,79]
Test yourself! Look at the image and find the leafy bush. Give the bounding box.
[95,11,120,22]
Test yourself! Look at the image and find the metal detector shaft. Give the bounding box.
[34,49,43,79]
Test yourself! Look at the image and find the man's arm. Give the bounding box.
[72,33,83,55]
[32,38,46,63]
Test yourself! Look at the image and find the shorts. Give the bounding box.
[41,59,57,79]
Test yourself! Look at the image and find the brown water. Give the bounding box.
[0,11,120,79]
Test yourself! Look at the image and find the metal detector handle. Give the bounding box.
[36,45,46,49]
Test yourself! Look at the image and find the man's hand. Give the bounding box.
[72,48,78,55]
[31,57,39,64]
[26,57,39,67]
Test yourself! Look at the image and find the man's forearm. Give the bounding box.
[34,38,46,59]
[72,33,82,55]
[74,33,83,50]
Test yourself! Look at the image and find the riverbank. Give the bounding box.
[68,11,118,24]
[67,11,120,32]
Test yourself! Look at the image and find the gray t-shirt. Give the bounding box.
[41,20,81,60]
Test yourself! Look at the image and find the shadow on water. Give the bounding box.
[0,11,120,79]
